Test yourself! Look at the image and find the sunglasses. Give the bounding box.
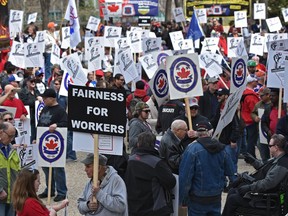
[3,118,13,121]
[142,110,150,113]
[190,106,199,110]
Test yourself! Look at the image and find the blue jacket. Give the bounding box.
[179,137,234,204]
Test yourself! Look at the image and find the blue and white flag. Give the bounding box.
[65,0,81,48]
[186,11,204,41]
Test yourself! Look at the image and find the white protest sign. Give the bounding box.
[9,10,24,37]
[195,9,207,24]
[61,27,71,49]
[105,0,122,17]
[152,50,173,67]
[88,44,104,71]
[149,63,170,107]
[166,54,203,100]
[142,37,162,54]
[234,11,247,28]
[227,37,247,57]
[8,41,25,68]
[267,39,288,53]
[267,51,288,88]
[51,43,61,65]
[104,26,122,47]
[15,118,31,144]
[85,37,103,62]
[127,30,143,53]
[199,53,223,77]
[230,56,248,93]
[24,43,42,68]
[254,3,266,20]
[115,37,131,51]
[282,8,288,23]
[172,50,188,56]
[35,101,45,126]
[60,53,88,86]
[179,39,195,53]
[249,34,265,56]
[17,144,38,169]
[201,38,219,53]
[173,7,186,23]
[59,71,74,97]
[27,12,37,24]
[212,83,246,138]
[169,31,184,50]
[73,132,123,155]
[37,127,67,167]
[258,108,268,144]
[264,34,288,52]
[35,31,46,53]
[86,16,100,31]
[266,17,282,32]
[139,54,158,79]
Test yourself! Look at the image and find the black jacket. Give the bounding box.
[198,88,219,121]
[125,148,176,216]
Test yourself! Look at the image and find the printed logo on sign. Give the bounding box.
[232,59,246,88]
[67,58,79,78]
[121,53,133,71]
[27,44,40,57]
[64,73,74,91]
[256,5,263,12]
[53,44,60,58]
[11,11,21,22]
[143,56,156,70]
[90,47,100,61]
[230,38,239,49]
[64,28,70,39]
[38,32,44,42]
[39,130,64,163]
[272,53,285,72]
[170,57,198,93]
[107,28,119,38]
[13,44,24,56]
[200,54,214,68]
[146,39,158,52]
[252,36,262,46]
[153,69,168,98]
[36,101,45,122]
[157,53,168,66]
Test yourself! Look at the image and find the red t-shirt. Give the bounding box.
[17,198,50,216]
[269,107,285,134]
[2,98,28,118]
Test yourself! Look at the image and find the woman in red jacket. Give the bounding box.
[12,169,68,216]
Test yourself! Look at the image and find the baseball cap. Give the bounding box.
[134,102,149,112]
[217,88,230,96]
[95,70,104,77]
[247,60,257,67]
[47,22,58,29]
[196,121,213,132]
[259,87,271,96]
[35,70,44,76]
[208,77,218,84]
[41,89,56,98]
[8,74,23,82]
[26,75,36,82]
[183,97,199,107]
[81,153,108,166]
[247,75,258,83]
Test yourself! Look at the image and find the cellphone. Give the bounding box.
[12,88,21,93]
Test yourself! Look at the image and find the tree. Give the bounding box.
[40,0,51,30]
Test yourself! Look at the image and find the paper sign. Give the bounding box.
[249,34,265,56]
[139,54,158,79]
[195,9,207,24]
[258,108,268,144]
[173,7,186,23]
[282,8,288,23]
[127,30,142,53]
[264,34,288,52]
[230,56,248,93]
[151,50,173,67]
[24,43,42,68]
[198,53,223,77]
[142,37,162,54]
[104,26,122,47]
[227,37,247,57]
[59,70,74,97]
[169,31,184,50]
[254,3,266,20]
[51,43,61,65]
[266,17,282,32]
[8,41,25,68]
[86,16,100,31]
[61,27,71,49]
[9,10,24,37]
[234,11,247,28]
[17,144,38,169]
[27,12,37,24]
[201,37,219,53]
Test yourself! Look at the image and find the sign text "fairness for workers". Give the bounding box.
[68,85,126,136]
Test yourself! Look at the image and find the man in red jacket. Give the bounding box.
[240,75,260,157]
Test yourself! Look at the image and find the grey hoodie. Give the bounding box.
[77,166,128,216]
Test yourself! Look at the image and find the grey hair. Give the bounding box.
[171,120,187,132]
[0,111,14,120]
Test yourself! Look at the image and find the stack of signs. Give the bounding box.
[249,34,265,56]
[198,53,223,77]
[149,63,169,106]
[173,7,186,23]
[230,56,248,93]
[195,9,207,24]
[37,127,67,167]
[9,10,24,37]
[234,11,247,28]
[166,54,203,100]
[254,3,266,20]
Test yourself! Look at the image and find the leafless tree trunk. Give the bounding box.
[165,0,172,22]
[40,0,51,30]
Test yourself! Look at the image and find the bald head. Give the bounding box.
[0,122,16,145]
[4,84,14,94]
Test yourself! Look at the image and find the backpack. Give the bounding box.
[128,93,146,120]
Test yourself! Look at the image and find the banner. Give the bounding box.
[122,0,158,16]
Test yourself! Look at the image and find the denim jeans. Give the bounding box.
[0,203,14,216]
[42,167,67,196]
[225,145,238,178]
[43,53,52,83]
[245,123,258,158]
[187,200,221,216]
[66,130,77,160]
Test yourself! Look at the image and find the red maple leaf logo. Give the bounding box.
[46,139,58,150]
[158,77,165,88]
[108,4,119,12]
[236,67,243,76]
[177,67,190,79]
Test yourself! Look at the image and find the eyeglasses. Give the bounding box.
[190,106,199,110]
[3,130,15,139]
[3,118,13,122]
[142,110,150,113]
[179,128,188,132]
[268,144,276,148]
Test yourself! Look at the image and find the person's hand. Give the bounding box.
[244,153,256,164]
[187,130,197,138]
[230,142,237,149]
[87,201,98,211]
[49,124,57,132]
[60,199,69,209]
[91,181,100,196]
[238,185,251,196]
[0,190,7,200]
[20,114,26,121]
[49,208,57,216]
[37,96,43,102]
[32,140,36,144]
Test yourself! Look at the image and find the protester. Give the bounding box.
[222,134,288,215]
[12,169,68,216]
[37,89,68,202]
[77,153,128,216]
[179,120,234,215]
[35,69,47,94]
[0,122,20,216]
[125,131,176,216]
